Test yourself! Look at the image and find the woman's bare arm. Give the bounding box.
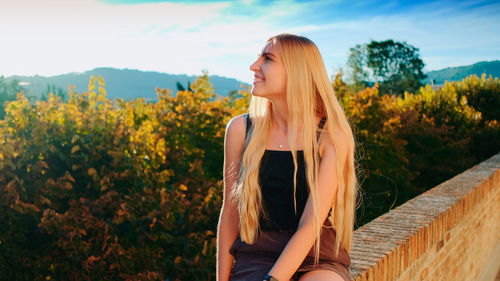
[267,129,349,281]
[216,114,246,281]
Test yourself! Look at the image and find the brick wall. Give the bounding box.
[349,152,500,281]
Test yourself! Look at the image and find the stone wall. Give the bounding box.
[349,152,500,281]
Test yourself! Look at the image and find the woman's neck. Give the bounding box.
[269,98,290,134]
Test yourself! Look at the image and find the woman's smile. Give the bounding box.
[253,74,265,84]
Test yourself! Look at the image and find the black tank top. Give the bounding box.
[244,114,326,231]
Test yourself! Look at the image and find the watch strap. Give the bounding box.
[263,274,279,281]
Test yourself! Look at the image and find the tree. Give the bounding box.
[40,84,68,102]
[175,81,191,92]
[0,76,25,119]
[347,39,426,95]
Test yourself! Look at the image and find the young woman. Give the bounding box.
[217,34,358,281]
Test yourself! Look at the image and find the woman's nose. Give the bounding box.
[249,58,260,72]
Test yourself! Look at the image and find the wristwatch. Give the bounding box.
[263,274,279,281]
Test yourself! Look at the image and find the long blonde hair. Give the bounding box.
[231,34,358,263]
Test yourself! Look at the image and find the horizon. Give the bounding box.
[1,0,499,84]
[3,60,500,85]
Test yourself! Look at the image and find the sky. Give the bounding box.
[0,0,499,84]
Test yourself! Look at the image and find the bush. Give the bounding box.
[334,73,499,226]
[0,74,249,280]
[0,73,497,279]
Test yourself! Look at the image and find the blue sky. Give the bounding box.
[0,0,499,84]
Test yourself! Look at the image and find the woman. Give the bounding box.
[217,34,358,281]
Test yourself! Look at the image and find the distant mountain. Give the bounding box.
[3,67,249,101]
[424,60,500,85]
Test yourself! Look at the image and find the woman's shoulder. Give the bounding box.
[226,114,246,134]
[319,121,349,158]
[224,114,247,151]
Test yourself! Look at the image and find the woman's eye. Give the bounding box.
[264,55,272,61]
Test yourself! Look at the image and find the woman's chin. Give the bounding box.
[251,87,262,97]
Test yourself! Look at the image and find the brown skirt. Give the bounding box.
[229,228,351,281]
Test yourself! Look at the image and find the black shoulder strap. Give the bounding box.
[316,117,327,140]
[244,113,252,141]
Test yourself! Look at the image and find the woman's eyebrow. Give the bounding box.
[261,52,276,58]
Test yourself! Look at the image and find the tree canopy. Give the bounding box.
[0,77,25,119]
[347,39,427,95]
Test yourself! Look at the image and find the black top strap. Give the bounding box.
[244,113,252,141]
[316,117,327,140]
[244,114,326,142]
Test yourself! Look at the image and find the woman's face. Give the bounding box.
[249,42,287,99]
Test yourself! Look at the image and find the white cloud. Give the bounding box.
[0,0,498,83]
[297,4,500,76]
[0,0,291,82]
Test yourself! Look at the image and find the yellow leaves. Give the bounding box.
[486,119,499,128]
[98,87,107,97]
[88,167,97,176]
[88,168,99,181]
[179,184,188,191]
[156,138,166,157]
[157,169,174,184]
[88,76,96,92]
[149,217,157,229]
[97,75,105,87]
[201,240,208,255]
[116,202,129,218]
[71,145,80,154]
[125,108,135,127]
[203,187,215,205]
[40,195,51,205]
[88,91,97,110]
[45,178,56,187]
[459,95,468,107]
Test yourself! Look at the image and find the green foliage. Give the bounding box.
[336,79,414,226]
[0,72,497,279]
[40,84,67,102]
[0,74,249,280]
[347,40,426,95]
[346,44,371,90]
[0,77,26,119]
[335,72,499,225]
[396,83,483,192]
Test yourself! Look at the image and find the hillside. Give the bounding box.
[424,60,500,85]
[3,67,248,101]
